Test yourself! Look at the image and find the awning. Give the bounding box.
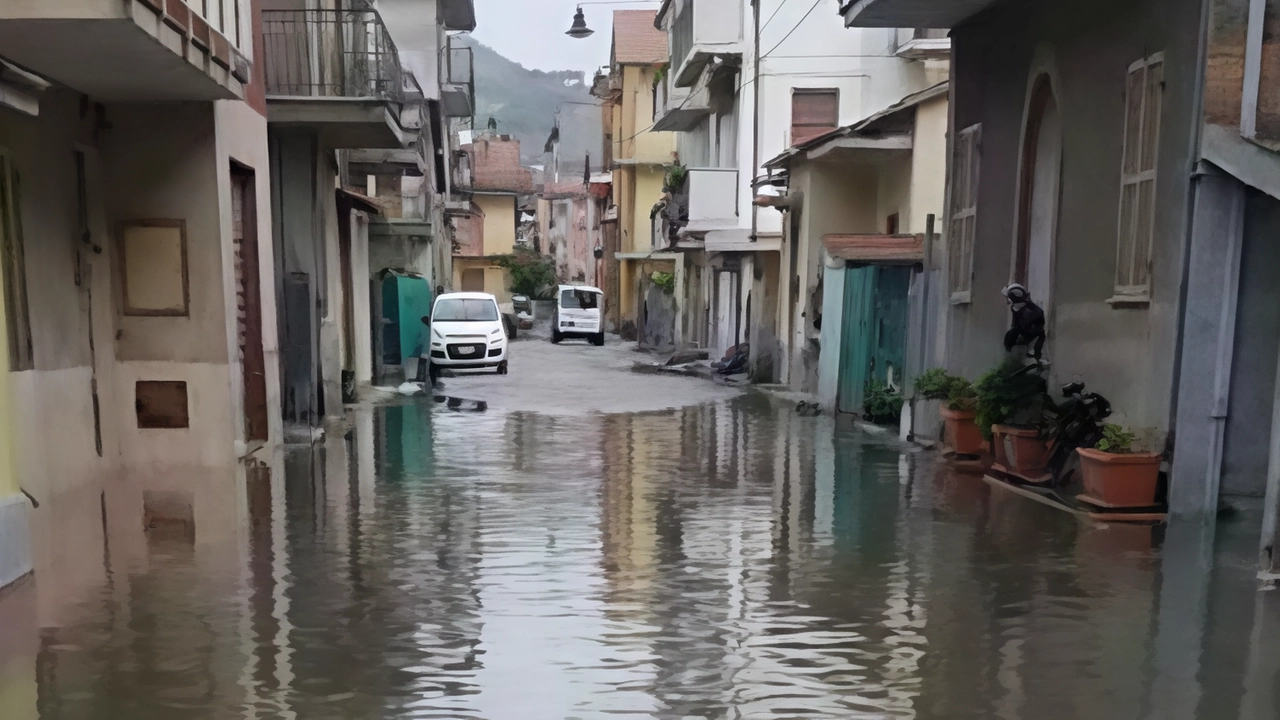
[840,0,1000,28]
[764,81,947,170]
[823,234,924,264]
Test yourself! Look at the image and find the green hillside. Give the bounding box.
[459,37,595,165]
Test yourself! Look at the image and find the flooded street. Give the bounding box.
[2,352,1280,719]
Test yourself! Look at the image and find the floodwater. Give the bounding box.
[3,395,1280,719]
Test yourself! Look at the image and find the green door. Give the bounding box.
[837,266,875,414]
[837,265,913,414]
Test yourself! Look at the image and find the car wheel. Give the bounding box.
[551,329,563,344]
[591,332,605,347]
[497,361,509,375]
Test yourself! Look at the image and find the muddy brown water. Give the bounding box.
[1,395,1278,719]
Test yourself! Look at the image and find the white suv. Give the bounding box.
[428,292,509,374]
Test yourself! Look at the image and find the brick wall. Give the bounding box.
[466,134,533,193]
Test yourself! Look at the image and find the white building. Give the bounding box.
[653,0,947,377]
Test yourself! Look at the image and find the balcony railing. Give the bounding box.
[441,36,475,118]
[262,9,402,101]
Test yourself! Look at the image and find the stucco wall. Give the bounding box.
[622,66,675,164]
[908,96,949,234]
[634,165,665,251]
[475,194,516,255]
[946,0,1201,441]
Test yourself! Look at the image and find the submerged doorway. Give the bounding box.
[1015,76,1062,312]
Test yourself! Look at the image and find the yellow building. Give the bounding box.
[596,11,678,340]
[452,133,533,305]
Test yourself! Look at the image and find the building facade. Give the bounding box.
[654,0,946,378]
[0,0,279,591]
[845,0,1280,570]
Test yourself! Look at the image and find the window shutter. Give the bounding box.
[791,89,839,145]
[1114,54,1163,300]
[949,124,981,299]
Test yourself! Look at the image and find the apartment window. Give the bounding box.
[948,124,982,301]
[791,89,839,146]
[1113,53,1163,301]
[0,151,33,370]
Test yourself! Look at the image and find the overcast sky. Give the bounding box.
[472,0,663,77]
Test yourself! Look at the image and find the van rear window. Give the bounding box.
[560,289,600,310]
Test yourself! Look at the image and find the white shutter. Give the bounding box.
[949,124,981,300]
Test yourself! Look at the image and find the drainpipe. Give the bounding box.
[750,0,761,243]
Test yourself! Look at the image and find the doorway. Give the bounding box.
[461,268,485,292]
[1015,76,1062,311]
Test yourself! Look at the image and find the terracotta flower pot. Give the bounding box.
[992,424,1052,475]
[940,406,983,456]
[1078,447,1161,508]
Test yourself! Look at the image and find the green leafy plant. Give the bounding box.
[914,368,976,410]
[973,359,1051,439]
[651,271,675,294]
[494,248,557,299]
[1096,424,1136,454]
[653,62,669,88]
[864,379,904,425]
[662,162,687,193]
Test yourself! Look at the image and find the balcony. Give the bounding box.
[652,70,711,132]
[894,28,951,60]
[684,168,739,233]
[0,0,247,101]
[263,9,409,149]
[665,0,744,88]
[440,37,474,119]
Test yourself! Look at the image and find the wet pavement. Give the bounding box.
[3,359,1280,718]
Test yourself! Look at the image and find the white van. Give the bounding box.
[552,285,605,346]
[428,292,509,374]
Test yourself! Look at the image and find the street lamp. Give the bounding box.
[565,2,662,40]
[566,7,594,38]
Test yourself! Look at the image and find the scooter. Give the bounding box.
[1042,380,1113,488]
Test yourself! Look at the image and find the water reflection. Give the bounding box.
[1,396,1279,718]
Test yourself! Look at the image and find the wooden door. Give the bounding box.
[232,167,269,441]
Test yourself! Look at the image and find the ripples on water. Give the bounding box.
[2,395,1279,719]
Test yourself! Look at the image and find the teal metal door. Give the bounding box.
[837,266,875,414]
[871,266,911,390]
[837,265,913,414]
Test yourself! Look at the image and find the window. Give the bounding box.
[1114,53,1163,301]
[948,124,982,301]
[791,89,839,146]
[0,151,33,371]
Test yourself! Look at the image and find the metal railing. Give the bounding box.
[440,36,475,119]
[262,9,402,102]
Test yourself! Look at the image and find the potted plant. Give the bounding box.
[864,378,904,426]
[1077,425,1162,508]
[915,369,982,455]
[975,359,1053,479]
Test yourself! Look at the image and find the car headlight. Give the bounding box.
[490,328,503,336]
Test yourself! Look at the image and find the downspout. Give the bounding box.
[1167,0,1213,511]
[750,0,761,242]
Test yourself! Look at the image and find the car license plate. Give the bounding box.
[456,346,476,355]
